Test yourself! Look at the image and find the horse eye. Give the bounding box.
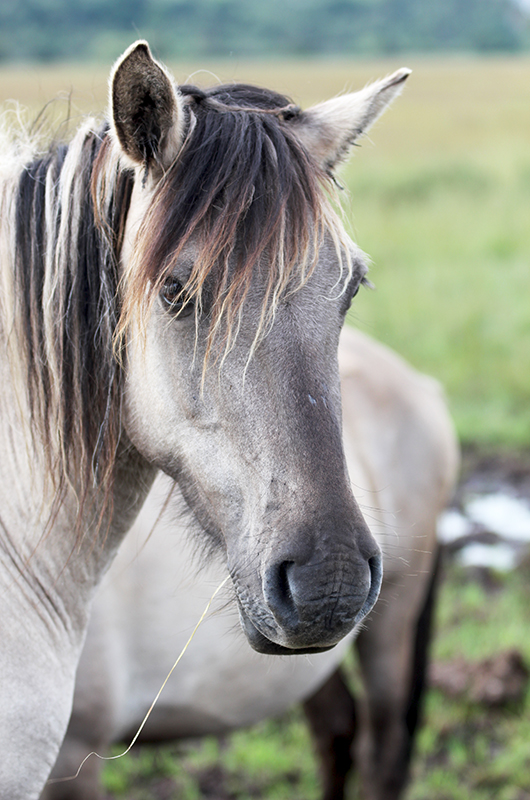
[341,281,361,315]
[160,278,194,318]
[350,284,361,302]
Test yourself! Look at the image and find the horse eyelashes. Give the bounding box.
[340,279,361,316]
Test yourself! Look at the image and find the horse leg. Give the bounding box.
[302,667,357,800]
[353,546,441,800]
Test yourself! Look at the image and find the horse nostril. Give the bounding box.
[354,552,383,624]
[263,560,300,629]
[277,560,293,603]
[262,550,383,641]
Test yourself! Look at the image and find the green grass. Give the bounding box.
[409,564,530,800]
[331,57,530,449]
[101,714,321,799]
[345,149,530,447]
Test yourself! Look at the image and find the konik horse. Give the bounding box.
[0,42,410,798]
[46,327,458,800]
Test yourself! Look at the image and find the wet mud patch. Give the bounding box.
[459,447,530,498]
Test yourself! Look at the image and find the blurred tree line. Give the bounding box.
[0,0,527,62]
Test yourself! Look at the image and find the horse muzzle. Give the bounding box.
[233,549,383,655]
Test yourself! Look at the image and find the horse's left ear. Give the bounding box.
[110,40,185,171]
[293,68,411,172]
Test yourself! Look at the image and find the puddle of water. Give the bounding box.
[438,490,530,571]
[457,542,518,571]
[437,509,474,544]
[465,493,530,543]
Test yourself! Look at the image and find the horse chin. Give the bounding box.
[238,609,336,656]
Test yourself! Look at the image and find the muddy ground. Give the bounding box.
[457,446,530,504]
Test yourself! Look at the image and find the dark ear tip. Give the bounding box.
[129,40,151,57]
[115,40,152,71]
[390,68,412,86]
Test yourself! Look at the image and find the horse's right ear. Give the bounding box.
[110,41,185,172]
[292,68,411,173]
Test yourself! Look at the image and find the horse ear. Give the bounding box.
[110,41,185,171]
[293,68,411,172]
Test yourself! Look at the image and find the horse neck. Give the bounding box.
[0,123,156,626]
[0,373,157,640]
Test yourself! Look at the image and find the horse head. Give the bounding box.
[110,42,409,654]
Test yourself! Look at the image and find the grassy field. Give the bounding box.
[2,56,529,798]
[1,55,529,447]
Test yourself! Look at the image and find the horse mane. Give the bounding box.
[2,117,132,525]
[114,83,350,361]
[0,83,350,525]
